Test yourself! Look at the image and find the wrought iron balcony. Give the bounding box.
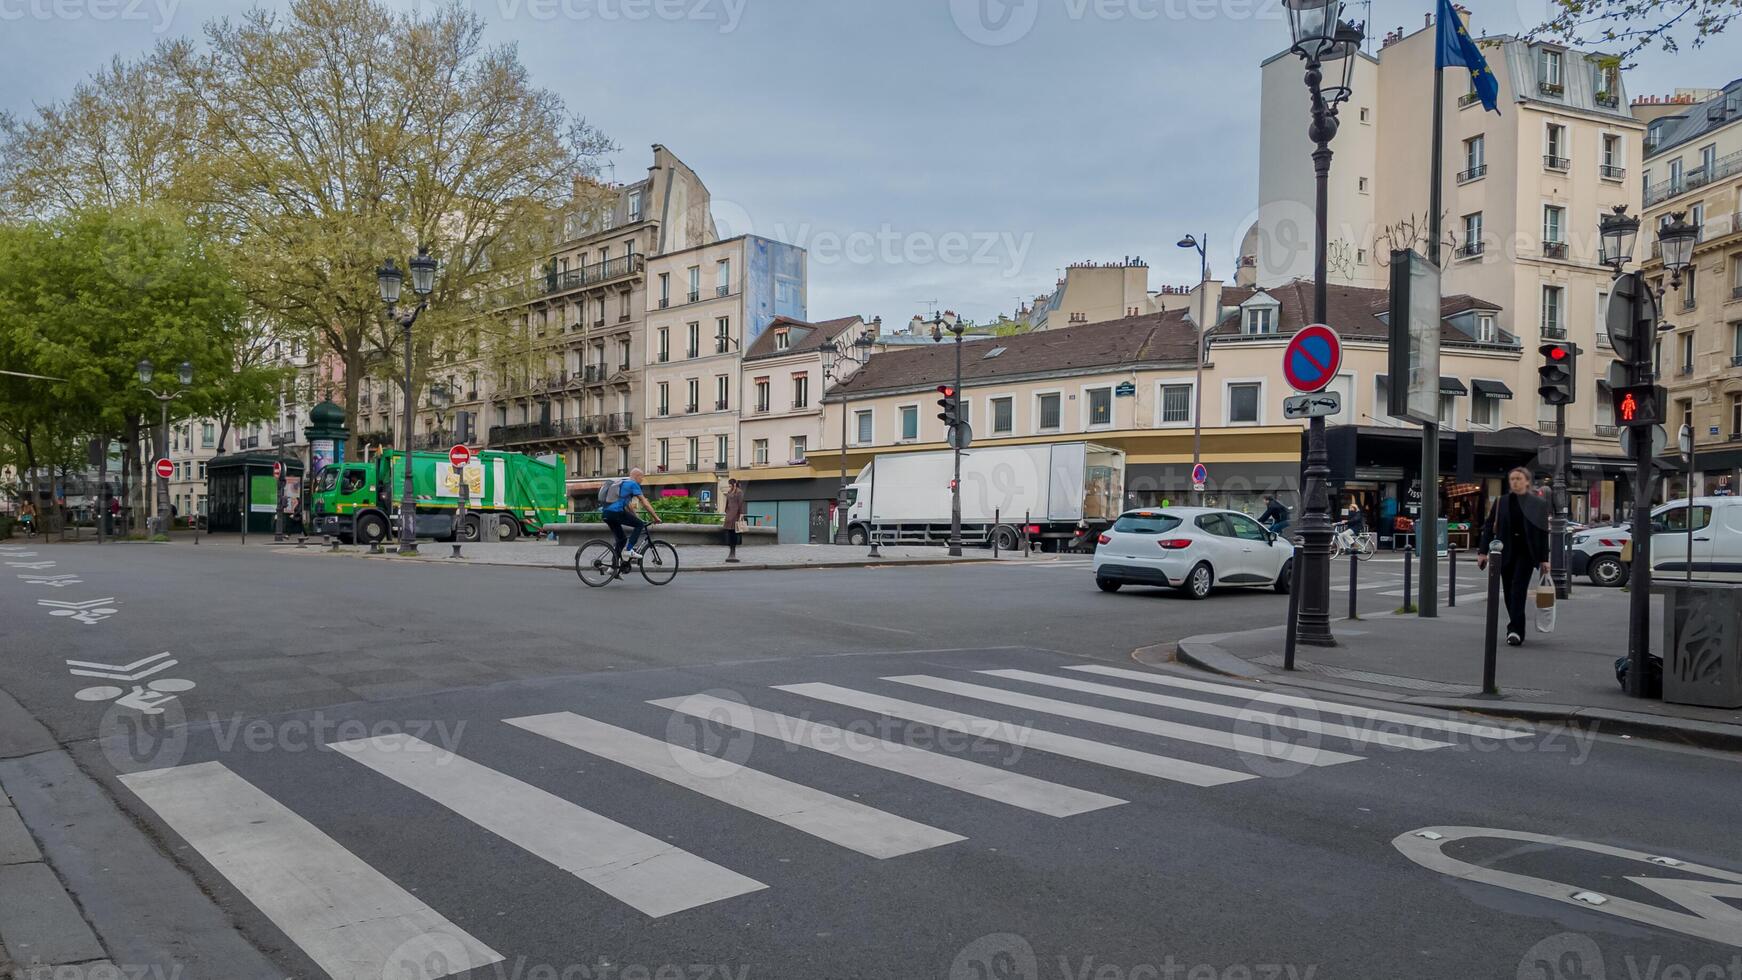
[1544,155,1570,171]
[1456,164,1487,183]
[1600,164,1626,180]
[1542,241,1569,260]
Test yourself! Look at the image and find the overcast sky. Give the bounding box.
[2,0,1734,323]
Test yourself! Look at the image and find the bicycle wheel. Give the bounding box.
[1355,535,1377,561]
[1329,536,1345,560]
[575,540,618,587]
[638,540,680,585]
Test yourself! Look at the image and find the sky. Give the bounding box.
[1,0,1735,325]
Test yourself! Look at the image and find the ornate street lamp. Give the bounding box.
[138,359,193,537]
[1657,210,1698,289]
[824,328,878,545]
[377,245,438,555]
[1600,205,1640,275]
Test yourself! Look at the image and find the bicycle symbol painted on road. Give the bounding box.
[67,652,196,715]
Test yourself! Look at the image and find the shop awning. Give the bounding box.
[1471,379,1513,399]
[1439,377,1469,395]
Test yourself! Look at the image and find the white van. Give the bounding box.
[1646,496,1742,582]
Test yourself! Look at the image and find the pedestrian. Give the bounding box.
[18,498,36,537]
[1477,466,1551,647]
[1259,493,1291,535]
[722,478,745,563]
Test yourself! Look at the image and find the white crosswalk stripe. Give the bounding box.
[1060,665,1532,739]
[976,669,1454,750]
[330,733,766,917]
[506,711,964,858]
[882,674,1362,767]
[119,761,502,980]
[774,682,1256,787]
[651,693,1124,817]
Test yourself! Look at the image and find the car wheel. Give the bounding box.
[1273,558,1292,594]
[1096,577,1122,593]
[1178,562,1213,599]
[1589,554,1629,588]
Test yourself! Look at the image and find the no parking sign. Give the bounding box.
[1282,324,1343,393]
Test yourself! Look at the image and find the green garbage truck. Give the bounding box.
[310,449,565,545]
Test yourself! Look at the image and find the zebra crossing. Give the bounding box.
[115,661,1532,980]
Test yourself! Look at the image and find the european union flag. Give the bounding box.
[1436,0,1500,113]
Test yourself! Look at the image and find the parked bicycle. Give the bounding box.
[1329,521,1376,561]
[574,525,680,587]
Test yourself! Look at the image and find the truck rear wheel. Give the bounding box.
[992,525,1022,551]
[456,515,483,543]
[494,516,520,542]
[355,512,389,546]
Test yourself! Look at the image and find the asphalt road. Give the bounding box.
[2,541,1737,980]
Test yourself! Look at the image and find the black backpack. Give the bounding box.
[1614,654,1663,699]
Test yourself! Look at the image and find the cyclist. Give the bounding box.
[1259,494,1291,535]
[599,467,659,566]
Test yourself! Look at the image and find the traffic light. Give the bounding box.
[1611,383,1663,428]
[1537,342,1577,406]
[936,385,959,429]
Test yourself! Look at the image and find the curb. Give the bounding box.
[1170,633,1742,754]
[292,547,1008,574]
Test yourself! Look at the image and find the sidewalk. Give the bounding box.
[281,538,1035,572]
[1173,586,1742,751]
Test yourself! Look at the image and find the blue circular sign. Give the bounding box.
[1191,463,1208,485]
[1283,324,1343,393]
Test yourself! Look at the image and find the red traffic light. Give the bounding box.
[936,385,955,398]
[1548,347,1568,361]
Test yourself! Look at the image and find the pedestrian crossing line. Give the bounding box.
[773,682,1255,788]
[119,761,503,980]
[1061,666,1533,740]
[975,670,1455,751]
[505,712,964,859]
[882,675,1362,768]
[650,694,1124,818]
[328,734,766,917]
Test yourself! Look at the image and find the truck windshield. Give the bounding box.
[841,488,858,506]
[314,468,338,492]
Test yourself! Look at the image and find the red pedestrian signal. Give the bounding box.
[1610,383,1661,428]
[1620,393,1637,422]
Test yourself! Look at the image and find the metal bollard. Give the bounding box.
[1482,540,1504,695]
[1283,546,1303,671]
[993,508,1001,558]
[1447,547,1457,608]
[1348,549,1359,621]
[1402,545,1414,611]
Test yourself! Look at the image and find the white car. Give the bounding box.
[1571,497,1742,586]
[1092,507,1293,599]
[1570,523,1632,587]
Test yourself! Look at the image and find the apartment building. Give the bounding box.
[641,235,808,500]
[1027,259,1195,331]
[1640,78,1742,497]
[1253,11,1639,511]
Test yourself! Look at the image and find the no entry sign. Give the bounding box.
[1283,323,1343,394]
[154,458,173,480]
[449,445,472,468]
[272,461,283,478]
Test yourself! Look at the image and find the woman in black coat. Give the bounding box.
[1477,467,1551,645]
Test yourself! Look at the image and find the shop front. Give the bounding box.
[740,476,838,544]
[1125,462,1301,519]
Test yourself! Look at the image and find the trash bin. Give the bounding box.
[1653,581,1742,708]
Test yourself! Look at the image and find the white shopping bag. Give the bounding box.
[1534,572,1557,634]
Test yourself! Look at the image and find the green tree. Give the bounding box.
[1527,0,1739,61]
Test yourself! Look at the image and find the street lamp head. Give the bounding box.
[1177,235,1199,250]
[1286,0,1344,60]
[1319,21,1364,106]
[930,322,943,343]
[430,382,452,412]
[409,245,437,297]
[177,361,193,387]
[854,328,876,351]
[136,359,153,385]
[1599,204,1639,270]
[1657,210,1698,274]
[376,257,404,307]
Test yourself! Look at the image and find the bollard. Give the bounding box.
[1402,545,1415,612]
[451,543,462,559]
[1348,549,1359,620]
[994,508,1001,558]
[1283,546,1303,670]
[1447,547,1457,608]
[1482,540,1504,695]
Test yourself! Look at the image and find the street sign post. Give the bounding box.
[1619,424,1667,460]
[1282,324,1343,393]
[1283,392,1342,419]
[1190,462,1208,494]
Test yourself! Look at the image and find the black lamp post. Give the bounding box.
[377,245,438,555]
[1286,0,1362,647]
[823,328,877,545]
[918,311,968,556]
[138,359,193,537]
[1177,233,1209,505]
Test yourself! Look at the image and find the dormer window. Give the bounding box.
[1538,49,1564,96]
[1477,313,1497,343]
[774,329,790,351]
[1244,307,1275,335]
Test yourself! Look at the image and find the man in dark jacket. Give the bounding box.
[1259,494,1290,534]
[1477,466,1552,646]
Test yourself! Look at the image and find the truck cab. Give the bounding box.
[311,462,390,545]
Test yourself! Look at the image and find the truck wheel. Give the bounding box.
[355,513,389,546]
[993,525,1021,551]
[494,516,520,542]
[457,515,483,543]
[848,525,868,546]
[1589,554,1629,588]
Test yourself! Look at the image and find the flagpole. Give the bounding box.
[1420,58,1444,618]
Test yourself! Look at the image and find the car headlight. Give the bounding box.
[1572,534,1588,546]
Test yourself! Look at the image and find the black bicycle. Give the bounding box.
[574,523,679,587]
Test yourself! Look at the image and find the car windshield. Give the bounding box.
[1113,512,1182,534]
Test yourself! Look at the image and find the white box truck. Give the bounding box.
[841,442,1125,551]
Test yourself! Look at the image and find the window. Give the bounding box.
[754,378,771,412]
[1358,176,1369,193]
[1732,257,1742,296]
[855,410,873,445]
[628,190,642,222]
[657,327,670,362]
[620,290,631,320]
[715,374,729,410]
[792,374,809,408]
[1244,307,1276,335]
[687,266,700,301]
[992,396,1013,433]
[753,439,769,464]
[717,259,731,295]
[790,436,807,461]
[1228,382,1261,424]
[1358,106,1370,123]
[687,436,699,470]
[1596,289,1611,344]
[1471,390,1497,427]
[900,405,919,440]
[1733,321,1742,359]
[715,317,731,353]
[1658,504,1713,534]
[1731,393,1741,438]
[1678,399,1694,437]
[1700,143,1717,178]
[1113,512,1182,534]
[1680,333,1694,373]
[1037,393,1062,431]
[1462,135,1485,179]
[1595,63,1619,101]
[1601,133,1623,177]
[1670,158,1684,193]
[658,439,669,469]
[1545,124,1568,166]
[659,273,670,307]
[1539,49,1563,90]
[1683,263,1698,310]
[1476,313,1497,343]
[1691,203,1706,243]
[1227,514,1270,542]
[716,434,730,468]
[1160,384,1192,424]
[1541,285,1565,337]
[686,378,700,412]
[657,382,670,416]
[619,339,631,371]
[201,424,214,448]
[774,329,790,351]
[1543,205,1565,248]
[1462,212,1483,256]
[1087,387,1112,426]
[686,322,700,358]
[1438,393,1457,427]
